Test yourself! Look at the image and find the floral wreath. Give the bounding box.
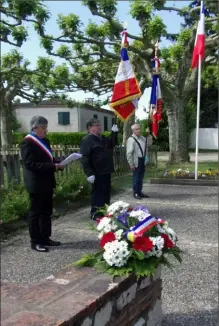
[75,201,182,278]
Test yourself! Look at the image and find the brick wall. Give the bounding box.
[1,266,163,326]
[69,266,163,326]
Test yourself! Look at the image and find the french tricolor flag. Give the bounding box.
[150,57,162,138]
[110,29,141,121]
[191,1,205,69]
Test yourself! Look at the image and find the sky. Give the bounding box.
[2,0,191,119]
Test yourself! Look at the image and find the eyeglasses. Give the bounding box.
[39,125,48,130]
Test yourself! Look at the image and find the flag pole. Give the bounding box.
[194,54,202,180]
[144,40,159,157]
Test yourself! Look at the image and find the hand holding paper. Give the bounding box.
[111,124,119,132]
[87,175,95,184]
[60,153,82,167]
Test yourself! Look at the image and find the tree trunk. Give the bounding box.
[0,101,13,148]
[166,98,190,164]
[177,100,190,162]
[167,108,178,163]
[122,114,135,145]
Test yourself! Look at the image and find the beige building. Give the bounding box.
[14,100,115,132]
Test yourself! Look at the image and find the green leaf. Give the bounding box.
[129,258,158,278]
[73,253,96,267]
[88,222,99,232]
[114,219,128,231]
[95,260,133,277]
[169,246,183,263]
[127,215,139,228]
[105,266,133,277]
[133,250,145,260]
[159,255,174,270]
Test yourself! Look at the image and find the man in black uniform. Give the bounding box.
[80,118,118,220]
[20,116,62,252]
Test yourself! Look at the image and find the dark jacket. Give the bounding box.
[20,137,57,194]
[80,132,118,177]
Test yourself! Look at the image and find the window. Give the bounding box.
[93,114,98,119]
[58,112,70,125]
[112,117,115,126]
[104,116,108,131]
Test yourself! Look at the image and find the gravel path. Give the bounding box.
[1,183,218,325]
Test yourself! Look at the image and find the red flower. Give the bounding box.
[128,207,133,212]
[133,236,153,252]
[96,217,104,224]
[106,214,113,217]
[100,232,116,248]
[161,234,174,248]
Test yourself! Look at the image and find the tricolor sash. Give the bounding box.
[25,133,53,161]
[125,215,164,242]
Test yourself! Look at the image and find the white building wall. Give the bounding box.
[189,128,218,150]
[80,108,114,132]
[15,105,115,133]
[15,106,79,132]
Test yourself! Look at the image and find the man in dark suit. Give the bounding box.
[80,118,118,220]
[20,116,62,252]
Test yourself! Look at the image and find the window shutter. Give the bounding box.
[58,112,63,125]
[63,112,70,125]
[58,112,70,125]
[104,116,108,131]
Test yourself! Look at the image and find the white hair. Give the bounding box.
[131,124,140,131]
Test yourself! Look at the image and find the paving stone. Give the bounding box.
[2,311,63,326]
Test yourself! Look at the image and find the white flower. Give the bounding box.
[145,247,162,258]
[98,231,104,239]
[97,217,118,234]
[150,236,164,250]
[103,240,130,267]
[97,217,111,231]
[162,225,177,242]
[130,210,151,222]
[157,224,167,234]
[107,201,129,215]
[157,223,177,244]
[115,229,123,240]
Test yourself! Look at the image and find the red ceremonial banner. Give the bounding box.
[112,101,136,122]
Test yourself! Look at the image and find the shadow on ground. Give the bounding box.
[163,308,218,326]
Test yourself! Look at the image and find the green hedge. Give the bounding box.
[12,132,122,146]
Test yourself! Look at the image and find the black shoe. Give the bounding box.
[134,194,142,200]
[140,193,149,198]
[44,239,61,246]
[31,244,48,252]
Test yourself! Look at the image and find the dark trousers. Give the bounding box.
[28,192,53,245]
[91,174,111,216]
[132,158,145,195]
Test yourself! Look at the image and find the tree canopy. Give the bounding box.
[1,0,218,160]
[0,0,77,146]
[35,0,218,161]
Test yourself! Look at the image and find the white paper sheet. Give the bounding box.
[60,153,82,167]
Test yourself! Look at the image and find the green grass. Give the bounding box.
[111,161,218,190]
[145,162,218,180]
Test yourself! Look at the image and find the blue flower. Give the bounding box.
[116,212,129,227]
[134,205,149,213]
